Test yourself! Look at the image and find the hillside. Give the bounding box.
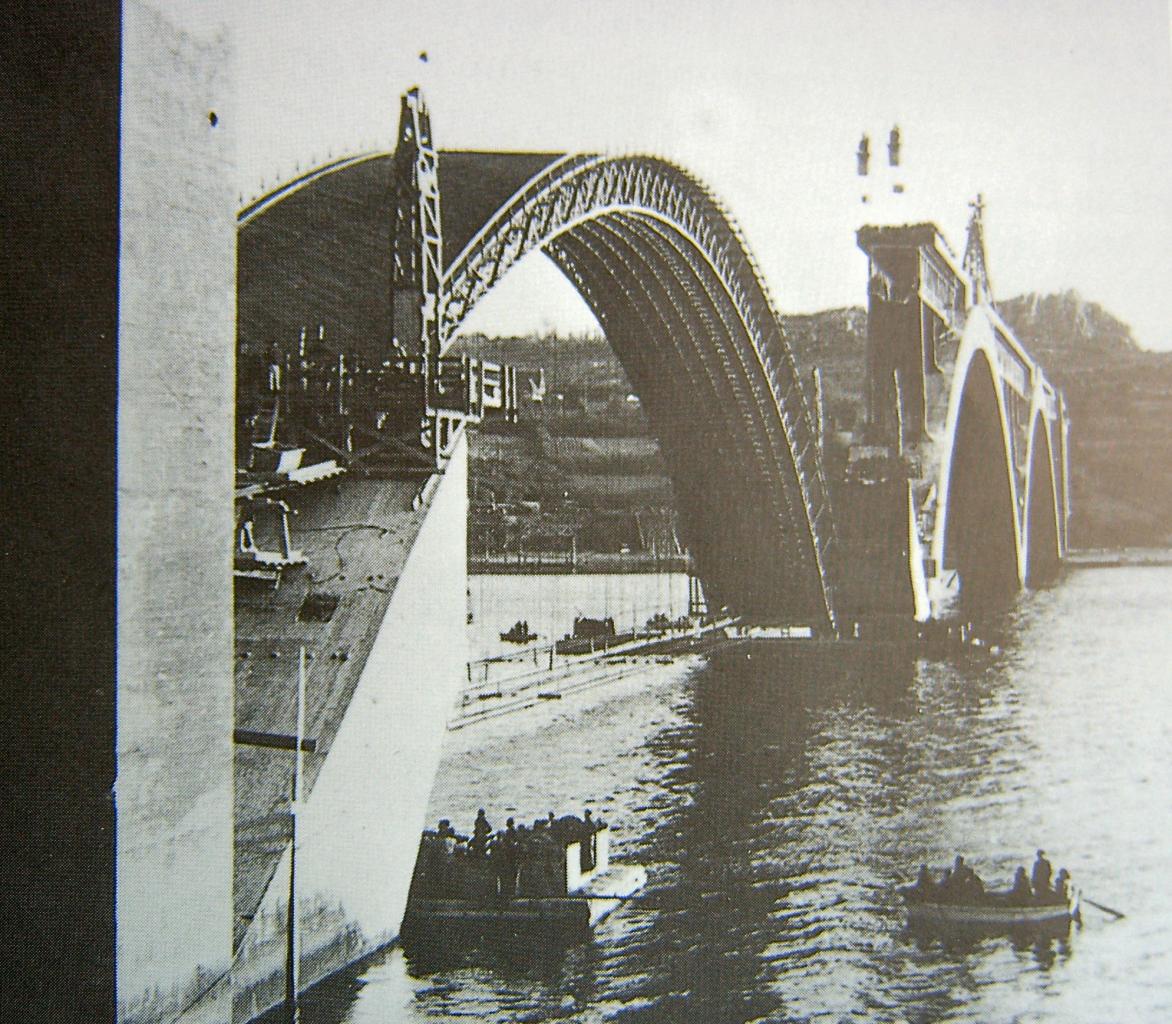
[998,292,1172,548]
[461,292,1171,557]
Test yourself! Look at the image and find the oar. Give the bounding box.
[1082,896,1125,919]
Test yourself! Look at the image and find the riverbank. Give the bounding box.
[1065,547,1172,567]
[470,552,690,574]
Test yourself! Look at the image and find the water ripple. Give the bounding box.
[297,569,1172,1024]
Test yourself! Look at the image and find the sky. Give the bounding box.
[177,0,1171,350]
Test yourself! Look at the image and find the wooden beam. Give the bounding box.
[234,728,317,753]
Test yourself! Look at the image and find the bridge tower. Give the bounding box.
[834,222,967,634]
[857,223,968,449]
[389,88,447,440]
[839,181,1070,626]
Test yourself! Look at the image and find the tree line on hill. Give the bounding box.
[459,291,1171,556]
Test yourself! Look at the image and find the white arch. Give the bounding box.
[1021,407,1062,581]
[931,306,1026,585]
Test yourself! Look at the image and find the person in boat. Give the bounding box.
[1010,866,1033,905]
[512,823,533,893]
[956,856,984,901]
[434,820,458,893]
[965,866,985,901]
[940,855,983,902]
[494,817,519,897]
[937,856,965,900]
[936,866,952,897]
[437,819,457,854]
[555,812,586,845]
[911,864,933,897]
[1031,850,1052,899]
[523,819,561,896]
[580,810,598,871]
[470,808,492,858]
[1052,868,1071,904]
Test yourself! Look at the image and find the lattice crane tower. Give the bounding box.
[962,193,993,307]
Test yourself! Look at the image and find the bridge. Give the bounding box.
[115,1,1084,1008]
[227,87,1072,1019]
[238,88,1070,636]
[117,68,1074,1022]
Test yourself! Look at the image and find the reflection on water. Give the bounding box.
[292,567,1172,1024]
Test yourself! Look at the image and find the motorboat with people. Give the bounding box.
[401,807,646,943]
[900,851,1080,927]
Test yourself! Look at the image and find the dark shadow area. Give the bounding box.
[944,353,1020,611]
[401,928,576,980]
[1025,424,1061,587]
[904,916,1075,969]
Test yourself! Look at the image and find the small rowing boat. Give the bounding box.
[900,886,1080,927]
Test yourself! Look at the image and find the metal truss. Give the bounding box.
[441,154,840,631]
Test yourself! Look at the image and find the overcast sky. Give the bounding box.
[178,0,1171,349]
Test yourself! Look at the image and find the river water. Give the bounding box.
[295,565,1172,1023]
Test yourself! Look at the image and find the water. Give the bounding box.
[296,566,1172,1023]
[467,572,693,660]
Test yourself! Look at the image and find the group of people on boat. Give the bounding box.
[908,850,1072,906]
[501,620,535,643]
[415,808,607,901]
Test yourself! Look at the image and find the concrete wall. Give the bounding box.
[232,436,468,1022]
[117,4,235,1022]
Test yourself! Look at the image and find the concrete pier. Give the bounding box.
[117,3,235,1022]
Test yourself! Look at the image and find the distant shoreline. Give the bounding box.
[470,552,690,575]
[470,549,1172,575]
[1064,547,1172,568]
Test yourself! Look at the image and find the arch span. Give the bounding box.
[937,344,1021,609]
[1023,415,1061,587]
[440,154,838,628]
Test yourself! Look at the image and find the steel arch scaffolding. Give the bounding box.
[439,153,840,631]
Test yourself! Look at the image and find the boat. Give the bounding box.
[555,615,638,655]
[500,620,538,643]
[645,612,673,634]
[900,886,1080,927]
[401,811,647,942]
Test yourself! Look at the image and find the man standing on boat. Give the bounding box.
[1031,850,1052,898]
[470,809,493,858]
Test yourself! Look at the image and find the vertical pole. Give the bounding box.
[811,367,825,455]
[286,646,307,1023]
[892,369,904,457]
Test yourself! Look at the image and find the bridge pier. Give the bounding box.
[836,218,1070,627]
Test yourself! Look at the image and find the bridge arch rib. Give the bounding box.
[1023,413,1061,587]
[440,154,838,629]
[934,311,1025,608]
